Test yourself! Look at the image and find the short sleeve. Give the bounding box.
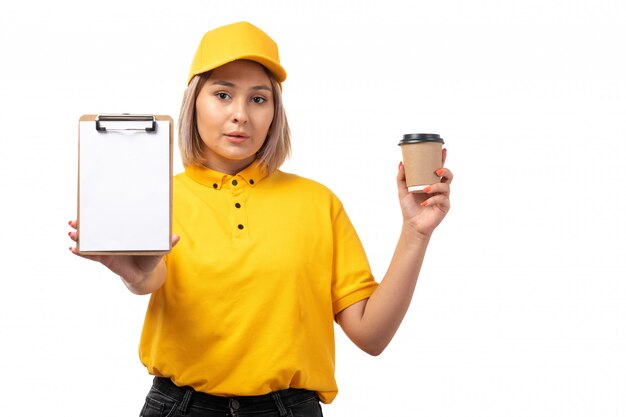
[330,198,379,316]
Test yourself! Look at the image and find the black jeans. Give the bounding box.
[140,377,324,417]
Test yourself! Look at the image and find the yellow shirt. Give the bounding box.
[139,161,378,403]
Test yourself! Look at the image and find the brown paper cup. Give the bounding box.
[399,134,444,193]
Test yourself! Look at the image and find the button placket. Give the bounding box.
[231,178,248,239]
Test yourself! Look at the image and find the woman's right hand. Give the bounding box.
[68,220,180,294]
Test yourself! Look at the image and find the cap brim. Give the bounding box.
[188,54,287,85]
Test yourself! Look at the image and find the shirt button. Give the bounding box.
[249,179,254,185]
[212,183,218,189]
[231,399,240,410]
[232,179,238,186]
[235,203,241,209]
[237,224,244,230]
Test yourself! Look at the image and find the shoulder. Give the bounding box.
[269,171,341,202]
[263,171,346,218]
[173,170,187,183]
[172,170,202,190]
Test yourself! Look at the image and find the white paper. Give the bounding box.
[78,118,170,252]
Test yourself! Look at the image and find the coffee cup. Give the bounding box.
[398,133,445,193]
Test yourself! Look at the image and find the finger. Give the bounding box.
[68,219,77,230]
[423,182,451,197]
[69,246,103,263]
[69,245,84,256]
[397,161,406,184]
[397,162,409,196]
[419,194,451,212]
[442,148,447,166]
[69,245,85,257]
[435,167,454,184]
[68,230,78,242]
[172,234,181,247]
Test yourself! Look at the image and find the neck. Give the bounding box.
[202,155,256,175]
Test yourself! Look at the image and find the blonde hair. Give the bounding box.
[178,68,291,174]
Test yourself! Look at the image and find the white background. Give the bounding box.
[1,0,625,416]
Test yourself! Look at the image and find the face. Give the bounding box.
[195,60,275,174]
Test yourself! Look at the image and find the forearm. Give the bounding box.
[348,224,430,354]
[121,259,167,295]
[338,161,452,355]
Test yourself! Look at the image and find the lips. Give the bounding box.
[225,131,249,139]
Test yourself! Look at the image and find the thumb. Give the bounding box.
[172,234,181,247]
[397,161,409,197]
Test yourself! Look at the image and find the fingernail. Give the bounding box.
[399,161,403,168]
[420,200,429,207]
[423,187,432,193]
[436,169,444,176]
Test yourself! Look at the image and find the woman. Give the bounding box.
[69,21,453,417]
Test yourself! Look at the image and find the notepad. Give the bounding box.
[77,114,172,254]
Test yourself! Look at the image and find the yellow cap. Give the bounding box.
[187,21,287,85]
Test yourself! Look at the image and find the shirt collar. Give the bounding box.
[185,160,268,190]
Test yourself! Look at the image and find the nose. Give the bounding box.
[231,98,248,124]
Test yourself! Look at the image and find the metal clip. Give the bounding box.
[95,114,156,132]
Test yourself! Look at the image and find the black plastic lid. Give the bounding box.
[398,133,444,145]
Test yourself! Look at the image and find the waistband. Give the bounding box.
[151,376,318,414]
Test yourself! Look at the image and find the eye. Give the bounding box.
[252,96,266,104]
[216,92,230,100]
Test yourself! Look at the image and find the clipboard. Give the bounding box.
[77,114,173,255]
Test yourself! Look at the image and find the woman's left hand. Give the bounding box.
[397,148,453,239]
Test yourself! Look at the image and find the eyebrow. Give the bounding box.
[211,80,272,92]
